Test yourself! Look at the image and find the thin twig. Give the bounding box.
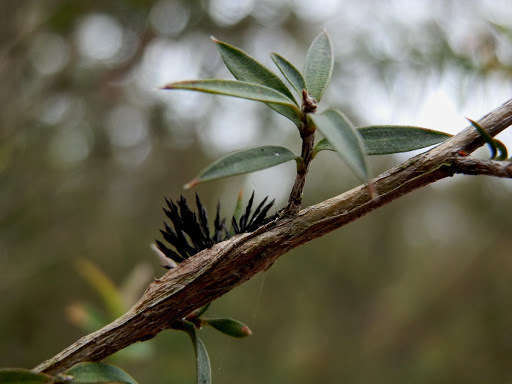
[286,90,318,213]
[452,157,512,178]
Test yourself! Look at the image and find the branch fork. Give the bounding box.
[34,99,512,374]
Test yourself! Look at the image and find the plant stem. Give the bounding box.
[285,90,318,214]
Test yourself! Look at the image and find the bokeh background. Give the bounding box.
[2,0,512,383]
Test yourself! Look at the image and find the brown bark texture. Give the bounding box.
[34,99,512,375]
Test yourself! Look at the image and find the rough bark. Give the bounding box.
[35,99,512,375]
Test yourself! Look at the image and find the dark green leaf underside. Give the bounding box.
[467,118,500,159]
[65,362,138,384]
[271,53,306,94]
[0,369,52,384]
[205,318,252,338]
[310,109,368,181]
[315,125,452,155]
[185,146,297,188]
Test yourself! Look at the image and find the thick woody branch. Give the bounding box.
[34,99,512,375]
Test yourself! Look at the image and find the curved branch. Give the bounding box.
[34,99,512,375]
[452,157,512,178]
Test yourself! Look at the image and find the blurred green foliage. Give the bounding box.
[2,0,512,383]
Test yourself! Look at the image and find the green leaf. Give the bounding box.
[304,31,334,102]
[213,37,296,102]
[163,80,298,108]
[467,118,498,159]
[184,146,297,189]
[205,318,252,338]
[212,37,302,126]
[181,321,211,384]
[75,259,125,318]
[310,109,368,181]
[495,139,508,161]
[271,53,306,94]
[315,125,452,156]
[189,302,211,319]
[65,362,137,384]
[0,369,53,384]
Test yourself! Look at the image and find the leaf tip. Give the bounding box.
[241,325,252,337]
[184,179,199,190]
[466,117,478,125]
[210,35,219,43]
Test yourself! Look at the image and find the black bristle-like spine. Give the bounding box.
[195,194,212,246]
[213,203,226,243]
[156,191,275,269]
[238,191,254,231]
[248,199,275,231]
[155,240,184,263]
[248,196,268,228]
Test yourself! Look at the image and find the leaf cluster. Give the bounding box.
[163,32,451,189]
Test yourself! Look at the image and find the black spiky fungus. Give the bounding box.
[155,192,275,269]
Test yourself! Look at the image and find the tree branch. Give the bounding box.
[34,99,512,375]
[452,157,512,178]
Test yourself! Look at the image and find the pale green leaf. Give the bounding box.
[65,362,137,384]
[182,321,211,384]
[315,125,452,155]
[212,38,301,126]
[75,259,125,318]
[310,109,368,181]
[271,53,306,94]
[205,318,252,338]
[184,146,297,189]
[0,369,53,384]
[304,31,333,101]
[163,80,298,108]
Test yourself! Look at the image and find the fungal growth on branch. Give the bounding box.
[154,193,275,268]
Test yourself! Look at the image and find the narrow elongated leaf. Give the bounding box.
[163,80,298,108]
[467,118,498,159]
[232,190,244,222]
[205,318,252,338]
[310,109,368,181]
[495,139,508,160]
[271,53,306,94]
[212,38,302,126]
[75,258,125,318]
[65,362,138,384]
[181,321,211,384]
[268,103,303,126]
[213,37,296,102]
[184,146,297,189]
[315,126,451,155]
[0,369,53,384]
[304,31,333,101]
